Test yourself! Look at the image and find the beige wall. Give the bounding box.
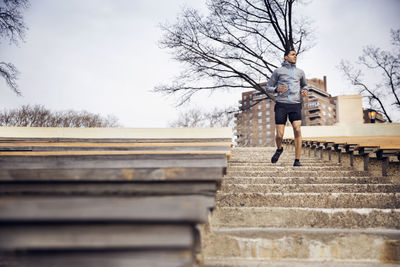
[283,123,400,138]
[0,127,233,139]
[335,94,364,125]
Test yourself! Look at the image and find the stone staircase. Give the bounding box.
[200,147,400,266]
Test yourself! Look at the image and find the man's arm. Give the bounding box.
[264,71,279,94]
[300,70,308,97]
[300,70,308,91]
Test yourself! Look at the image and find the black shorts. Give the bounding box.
[274,102,302,125]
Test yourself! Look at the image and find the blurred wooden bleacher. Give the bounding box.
[284,134,400,177]
[0,127,232,267]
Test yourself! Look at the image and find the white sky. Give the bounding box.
[1,0,399,126]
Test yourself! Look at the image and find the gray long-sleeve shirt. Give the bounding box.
[265,61,308,104]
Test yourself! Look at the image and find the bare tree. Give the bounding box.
[156,0,313,105]
[339,29,400,123]
[0,0,29,95]
[169,106,235,127]
[0,105,120,127]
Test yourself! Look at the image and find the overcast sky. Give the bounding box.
[1,0,399,127]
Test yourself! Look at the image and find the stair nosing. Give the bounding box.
[210,227,400,235]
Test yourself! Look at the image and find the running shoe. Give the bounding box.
[271,148,283,163]
[293,160,302,167]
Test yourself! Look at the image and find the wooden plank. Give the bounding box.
[0,141,232,147]
[0,224,193,250]
[356,143,400,149]
[288,136,400,154]
[302,136,400,144]
[0,181,217,196]
[0,195,214,222]
[0,250,193,267]
[0,154,228,169]
[0,137,232,143]
[374,145,400,150]
[0,150,230,156]
[0,168,224,182]
[0,145,231,152]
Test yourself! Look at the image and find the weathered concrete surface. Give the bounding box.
[353,154,367,172]
[204,258,400,267]
[201,147,400,265]
[229,162,341,167]
[339,152,353,168]
[228,166,352,171]
[201,224,400,263]
[388,162,400,183]
[229,157,328,162]
[210,207,400,229]
[216,192,400,208]
[321,149,330,161]
[367,157,386,177]
[330,150,341,164]
[221,183,400,193]
[223,176,389,185]
[226,170,369,178]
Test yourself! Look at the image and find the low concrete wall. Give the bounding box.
[0,127,233,139]
[284,123,400,138]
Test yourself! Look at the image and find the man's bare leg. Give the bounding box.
[271,124,285,163]
[291,120,302,166]
[275,124,285,149]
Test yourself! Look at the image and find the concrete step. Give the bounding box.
[210,207,400,229]
[228,166,352,171]
[222,176,389,185]
[230,152,319,158]
[230,151,278,155]
[229,160,331,165]
[233,146,276,151]
[204,258,399,266]
[229,157,323,162]
[226,170,369,178]
[231,150,308,154]
[220,184,400,193]
[230,154,310,159]
[231,149,287,153]
[200,225,400,263]
[215,192,400,208]
[228,162,341,167]
[202,146,400,265]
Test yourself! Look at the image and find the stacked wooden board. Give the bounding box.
[0,128,232,267]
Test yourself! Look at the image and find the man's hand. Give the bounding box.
[277,84,287,93]
[301,90,308,97]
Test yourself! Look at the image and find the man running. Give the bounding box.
[265,49,308,166]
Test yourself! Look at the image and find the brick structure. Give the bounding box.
[302,76,336,126]
[234,89,276,147]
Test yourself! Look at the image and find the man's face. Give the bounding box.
[285,50,297,64]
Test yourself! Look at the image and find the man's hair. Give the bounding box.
[284,49,296,57]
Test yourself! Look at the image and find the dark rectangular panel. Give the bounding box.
[0,167,224,182]
[0,195,214,222]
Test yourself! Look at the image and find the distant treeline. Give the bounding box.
[0,105,120,127]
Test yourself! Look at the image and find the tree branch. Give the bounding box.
[0,62,21,95]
